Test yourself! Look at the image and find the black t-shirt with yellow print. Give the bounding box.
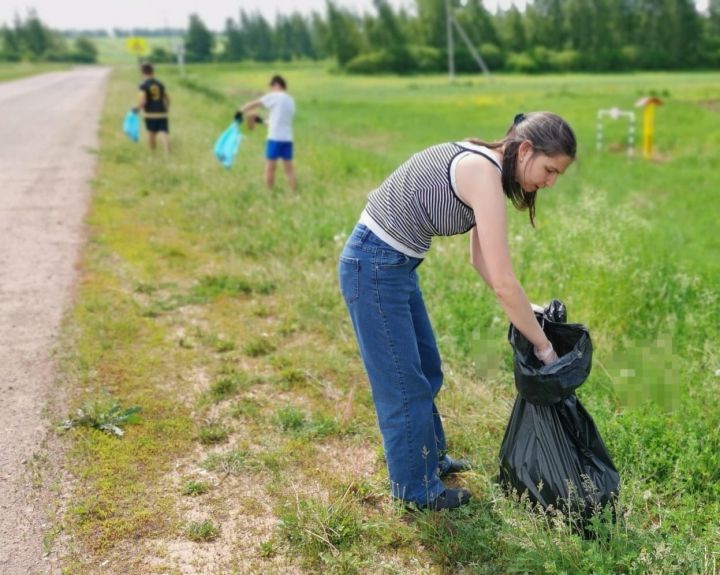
[139,78,167,115]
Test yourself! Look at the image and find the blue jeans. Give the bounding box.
[338,223,449,504]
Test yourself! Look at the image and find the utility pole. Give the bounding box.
[445,0,492,79]
[446,0,455,79]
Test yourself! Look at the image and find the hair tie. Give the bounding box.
[513,113,526,125]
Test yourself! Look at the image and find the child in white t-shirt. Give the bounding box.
[236,75,296,192]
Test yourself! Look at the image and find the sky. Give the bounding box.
[3,0,519,31]
[0,0,710,31]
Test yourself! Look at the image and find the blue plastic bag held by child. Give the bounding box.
[214,122,243,169]
[123,110,140,142]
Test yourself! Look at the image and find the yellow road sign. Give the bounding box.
[125,37,150,56]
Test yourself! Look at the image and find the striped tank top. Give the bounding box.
[360,142,502,258]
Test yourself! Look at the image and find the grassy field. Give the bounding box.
[54,63,720,574]
[0,62,70,82]
[93,35,185,65]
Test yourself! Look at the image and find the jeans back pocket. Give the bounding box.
[338,256,360,305]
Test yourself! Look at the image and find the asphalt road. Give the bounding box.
[0,67,109,574]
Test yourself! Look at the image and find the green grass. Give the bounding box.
[203,370,249,403]
[200,450,248,475]
[184,519,220,542]
[242,335,276,357]
[181,480,210,496]
[197,420,231,444]
[58,62,720,573]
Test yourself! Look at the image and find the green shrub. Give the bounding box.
[59,394,141,438]
[531,46,553,72]
[345,48,417,74]
[407,45,442,72]
[243,335,275,357]
[620,45,641,69]
[506,51,538,73]
[0,51,21,62]
[197,421,230,444]
[72,37,98,63]
[181,480,210,496]
[479,42,505,70]
[548,49,581,72]
[275,405,306,432]
[276,368,307,390]
[185,519,219,542]
[346,51,394,74]
[207,371,248,402]
[150,46,175,64]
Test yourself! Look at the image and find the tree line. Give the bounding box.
[3,1,720,73]
[179,0,720,73]
[1,11,98,63]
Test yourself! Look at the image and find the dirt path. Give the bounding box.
[0,67,109,575]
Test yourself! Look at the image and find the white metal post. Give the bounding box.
[173,41,185,77]
[596,108,636,158]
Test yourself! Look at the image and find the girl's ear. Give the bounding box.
[518,139,534,157]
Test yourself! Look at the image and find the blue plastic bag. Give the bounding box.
[214,122,243,168]
[123,110,140,142]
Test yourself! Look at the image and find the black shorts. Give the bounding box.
[145,118,169,133]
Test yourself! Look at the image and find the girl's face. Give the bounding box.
[516,141,573,193]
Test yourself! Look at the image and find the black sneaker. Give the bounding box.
[438,456,472,478]
[416,488,471,511]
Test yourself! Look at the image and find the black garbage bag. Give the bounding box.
[498,300,620,528]
[508,299,592,406]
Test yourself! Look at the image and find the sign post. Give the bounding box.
[172,41,185,76]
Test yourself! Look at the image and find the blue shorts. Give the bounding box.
[265,140,293,161]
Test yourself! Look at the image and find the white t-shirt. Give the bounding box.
[260,91,295,142]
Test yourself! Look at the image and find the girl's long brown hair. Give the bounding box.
[468,111,576,226]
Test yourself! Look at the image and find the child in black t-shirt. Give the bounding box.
[135,63,170,154]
